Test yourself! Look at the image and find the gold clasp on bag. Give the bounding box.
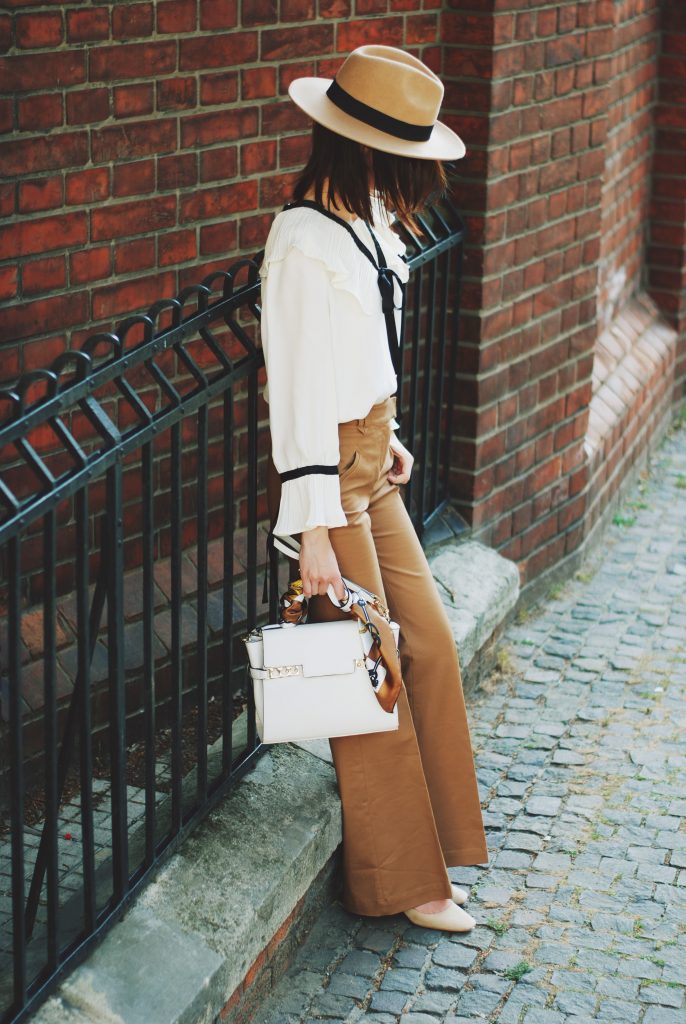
[270,659,367,677]
[268,665,302,678]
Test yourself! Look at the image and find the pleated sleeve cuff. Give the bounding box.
[273,474,348,539]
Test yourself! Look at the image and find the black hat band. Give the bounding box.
[326,79,434,143]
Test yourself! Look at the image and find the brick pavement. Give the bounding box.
[255,416,686,1024]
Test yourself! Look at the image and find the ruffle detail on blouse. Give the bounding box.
[273,474,348,539]
[259,203,410,318]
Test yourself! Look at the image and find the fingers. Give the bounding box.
[332,574,347,602]
[301,573,346,600]
[388,451,413,485]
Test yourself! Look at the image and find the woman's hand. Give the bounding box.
[388,435,414,485]
[300,526,347,601]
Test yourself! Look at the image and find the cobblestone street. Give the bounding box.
[258,416,686,1024]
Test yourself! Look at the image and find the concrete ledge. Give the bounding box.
[34,744,342,1024]
[32,536,520,1024]
[428,538,521,681]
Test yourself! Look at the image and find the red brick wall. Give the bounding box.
[1,0,682,595]
[0,1,440,383]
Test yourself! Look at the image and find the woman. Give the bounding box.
[260,45,488,932]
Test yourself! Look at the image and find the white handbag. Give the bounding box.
[243,535,401,744]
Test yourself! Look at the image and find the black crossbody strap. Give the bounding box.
[282,198,405,422]
[364,221,404,384]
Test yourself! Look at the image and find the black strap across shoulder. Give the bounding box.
[282,198,406,423]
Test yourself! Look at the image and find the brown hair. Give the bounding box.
[291,122,448,232]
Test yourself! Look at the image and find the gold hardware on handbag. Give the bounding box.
[242,534,402,744]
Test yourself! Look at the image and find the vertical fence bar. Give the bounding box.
[417,258,437,530]
[397,281,407,429]
[443,238,465,504]
[43,511,59,971]
[405,266,424,526]
[245,374,258,752]
[75,487,96,932]
[222,389,235,775]
[170,421,182,831]
[105,462,128,901]
[142,441,156,860]
[195,406,209,804]
[431,249,451,512]
[8,536,26,1014]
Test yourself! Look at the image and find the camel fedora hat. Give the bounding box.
[288,45,466,161]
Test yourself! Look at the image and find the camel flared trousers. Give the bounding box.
[266,395,488,916]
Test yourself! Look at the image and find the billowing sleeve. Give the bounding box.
[259,245,348,539]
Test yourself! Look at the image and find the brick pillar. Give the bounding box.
[647,3,686,398]
[441,0,615,585]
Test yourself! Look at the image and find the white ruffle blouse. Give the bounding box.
[259,194,410,539]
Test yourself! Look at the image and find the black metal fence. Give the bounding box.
[0,197,465,1024]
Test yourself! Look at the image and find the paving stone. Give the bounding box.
[532,852,572,873]
[553,990,597,1015]
[521,1010,567,1024]
[525,872,559,889]
[379,967,421,993]
[392,944,427,969]
[552,749,586,765]
[431,941,478,970]
[309,991,358,1017]
[368,989,408,1014]
[423,965,467,992]
[410,990,455,1014]
[497,987,548,1023]
[596,998,642,1021]
[327,973,370,999]
[453,988,502,1016]
[400,1015,441,1024]
[526,796,562,816]
[495,850,534,869]
[550,969,597,992]
[482,949,523,973]
[534,942,575,966]
[339,949,382,975]
[643,1008,686,1024]
[639,982,685,1008]
[355,925,398,953]
[615,957,663,980]
[595,976,639,1000]
[469,971,510,994]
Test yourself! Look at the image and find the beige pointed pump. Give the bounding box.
[404,901,476,932]
[403,883,475,932]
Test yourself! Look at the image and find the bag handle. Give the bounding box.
[271,532,403,713]
[271,533,376,612]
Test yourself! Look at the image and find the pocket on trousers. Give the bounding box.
[338,449,361,482]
